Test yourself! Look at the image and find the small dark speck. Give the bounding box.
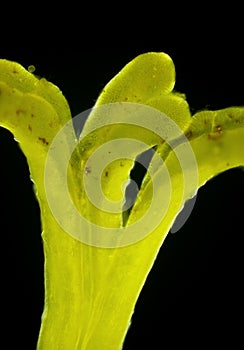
[38,137,49,145]
[215,125,222,133]
[16,109,25,115]
[85,166,91,174]
[28,125,32,131]
[105,171,109,177]
[186,130,193,138]
[12,69,18,74]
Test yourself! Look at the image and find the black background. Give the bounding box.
[0,9,243,350]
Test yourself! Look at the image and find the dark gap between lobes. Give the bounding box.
[122,146,157,226]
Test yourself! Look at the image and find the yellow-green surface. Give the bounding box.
[0,53,243,349]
